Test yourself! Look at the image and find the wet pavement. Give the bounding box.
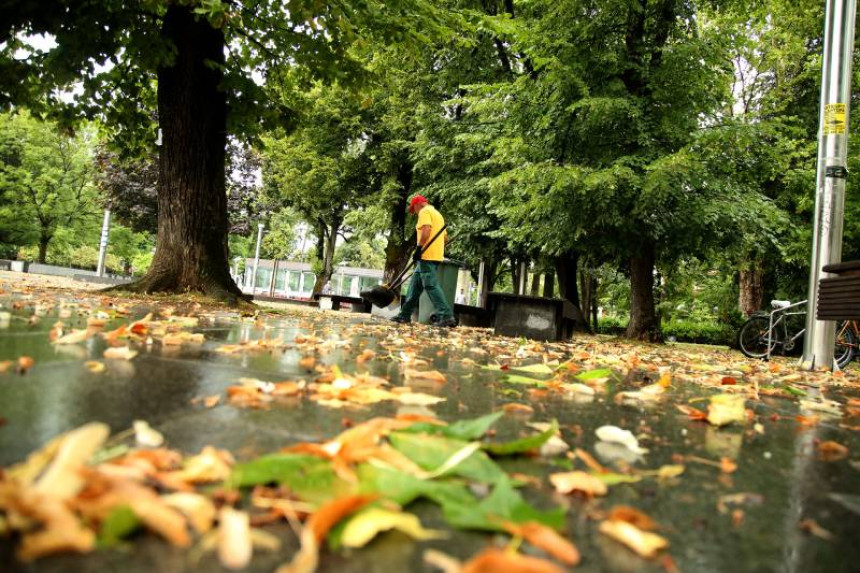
[1,280,860,572]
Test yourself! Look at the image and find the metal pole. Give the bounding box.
[96,208,111,277]
[252,223,264,295]
[476,260,485,307]
[802,0,857,370]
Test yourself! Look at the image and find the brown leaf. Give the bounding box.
[503,521,580,566]
[607,506,657,531]
[817,440,848,462]
[17,356,35,374]
[502,403,534,415]
[799,518,834,540]
[720,457,738,474]
[404,369,447,383]
[461,547,566,573]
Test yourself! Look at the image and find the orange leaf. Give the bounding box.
[817,440,848,462]
[308,495,377,542]
[606,506,657,531]
[720,457,738,474]
[18,356,35,373]
[502,403,534,415]
[503,521,580,566]
[721,376,737,386]
[461,547,566,573]
[676,404,707,421]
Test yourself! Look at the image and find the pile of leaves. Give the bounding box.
[0,411,678,571]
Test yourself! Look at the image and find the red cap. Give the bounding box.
[408,195,428,213]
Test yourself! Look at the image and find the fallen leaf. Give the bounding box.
[133,420,165,448]
[502,403,534,415]
[503,521,580,566]
[720,457,738,474]
[17,356,35,374]
[299,356,316,370]
[798,518,834,540]
[817,440,849,462]
[599,519,668,559]
[461,547,566,573]
[606,506,657,531]
[657,465,685,479]
[84,361,106,373]
[404,369,447,383]
[218,507,252,570]
[549,471,608,496]
[104,346,138,361]
[341,507,447,548]
[595,425,647,455]
[276,495,376,573]
[32,423,110,500]
[162,493,216,534]
[706,394,746,427]
[53,329,90,345]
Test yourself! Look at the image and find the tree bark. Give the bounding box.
[542,272,554,298]
[510,258,521,295]
[626,241,661,341]
[383,161,412,284]
[121,5,242,302]
[555,251,589,330]
[738,262,764,316]
[312,215,340,294]
[38,232,50,264]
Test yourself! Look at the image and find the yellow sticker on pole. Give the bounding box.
[824,103,846,135]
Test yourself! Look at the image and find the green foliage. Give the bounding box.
[661,320,736,347]
[0,112,100,260]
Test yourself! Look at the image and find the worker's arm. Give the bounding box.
[418,225,432,247]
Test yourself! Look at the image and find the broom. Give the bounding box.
[361,224,448,308]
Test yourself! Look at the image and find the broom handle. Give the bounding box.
[387,224,448,290]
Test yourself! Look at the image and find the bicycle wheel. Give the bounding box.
[738,315,779,359]
[835,322,856,369]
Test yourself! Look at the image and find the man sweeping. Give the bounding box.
[391,195,457,326]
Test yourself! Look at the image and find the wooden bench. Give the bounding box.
[312,294,372,313]
[817,260,860,320]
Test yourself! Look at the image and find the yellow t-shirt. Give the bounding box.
[416,205,445,262]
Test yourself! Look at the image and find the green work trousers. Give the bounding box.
[397,261,453,321]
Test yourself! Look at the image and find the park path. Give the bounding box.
[1,274,859,572]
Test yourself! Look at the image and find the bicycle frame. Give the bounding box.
[766,300,809,361]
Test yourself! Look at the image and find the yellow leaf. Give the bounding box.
[549,471,608,496]
[218,507,252,570]
[341,507,447,548]
[104,346,138,360]
[53,329,90,345]
[706,394,745,427]
[599,519,668,559]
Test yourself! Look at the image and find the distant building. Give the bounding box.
[237,258,383,299]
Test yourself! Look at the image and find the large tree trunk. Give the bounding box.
[38,231,50,264]
[738,262,764,316]
[626,241,661,341]
[555,251,588,330]
[122,5,241,301]
[312,216,340,294]
[383,161,412,284]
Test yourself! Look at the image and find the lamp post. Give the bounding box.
[251,222,264,295]
[802,0,857,370]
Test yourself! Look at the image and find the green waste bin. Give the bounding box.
[412,259,462,324]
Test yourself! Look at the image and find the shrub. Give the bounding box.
[662,319,735,347]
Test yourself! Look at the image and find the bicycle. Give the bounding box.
[737,299,857,369]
